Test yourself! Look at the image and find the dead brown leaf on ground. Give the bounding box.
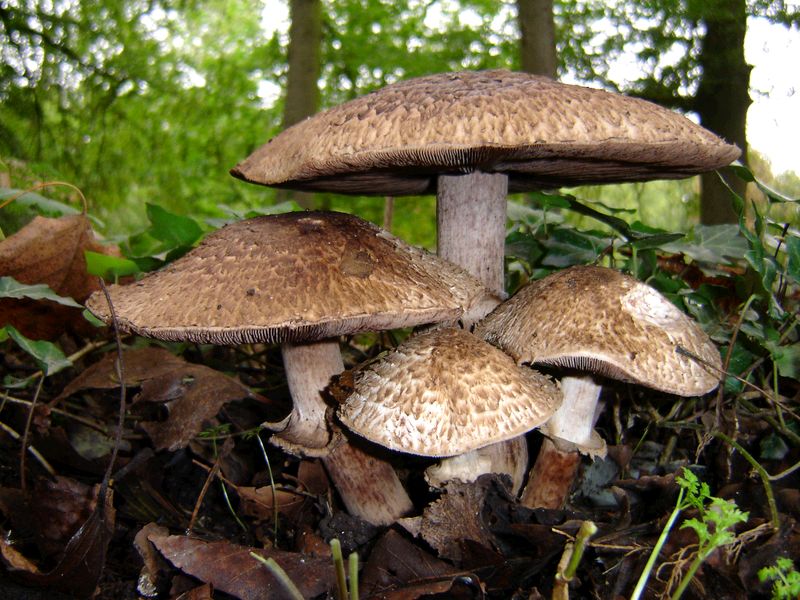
[0,214,119,339]
[148,532,336,599]
[0,487,115,598]
[360,528,466,598]
[55,346,269,450]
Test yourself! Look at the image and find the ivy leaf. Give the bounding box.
[764,341,800,379]
[145,203,203,250]
[786,234,799,283]
[4,325,72,376]
[662,224,748,264]
[0,276,83,308]
[541,227,609,267]
[85,251,141,279]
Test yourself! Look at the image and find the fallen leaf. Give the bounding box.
[416,476,499,563]
[148,533,336,600]
[0,487,115,598]
[55,346,268,450]
[360,529,462,598]
[0,214,119,339]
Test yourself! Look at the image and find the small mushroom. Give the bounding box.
[87,211,496,525]
[338,327,561,459]
[474,265,721,509]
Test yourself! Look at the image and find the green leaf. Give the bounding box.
[4,325,72,376]
[541,227,609,267]
[662,224,748,264]
[764,341,800,379]
[786,235,800,282]
[0,276,82,308]
[84,251,141,279]
[760,433,789,461]
[146,203,203,249]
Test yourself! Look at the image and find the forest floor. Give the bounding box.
[0,329,798,599]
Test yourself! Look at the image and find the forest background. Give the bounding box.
[1,0,799,247]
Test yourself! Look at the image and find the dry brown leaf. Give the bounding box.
[148,533,336,600]
[360,529,462,598]
[55,346,187,401]
[416,478,497,563]
[56,346,269,450]
[0,214,119,339]
[0,488,115,598]
[137,363,264,451]
[238,486,307,521]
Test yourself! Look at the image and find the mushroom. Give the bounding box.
[231,69,740,298]
[474,265,722,508]
[338,327,561,463]
[231,69,738,489]
[86,210,497,525]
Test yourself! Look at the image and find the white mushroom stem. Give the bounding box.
[433,172,530,489]
[438,172,508,301]
[425,435,529,495]
[274,341,342,450]
[520,374,603,509]
[271,339,413,525]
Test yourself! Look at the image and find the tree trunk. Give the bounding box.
[281,0,322,209]
[695,0,751,224]
[517,0,557,78]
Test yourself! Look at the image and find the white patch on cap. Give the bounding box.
[621,283,685,331]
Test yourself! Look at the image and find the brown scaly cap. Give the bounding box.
[338,327,562,457]
[474,265,721,396]
[86,211,494,344]
[231,70,740,195]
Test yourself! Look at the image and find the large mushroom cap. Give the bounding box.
[474,265,721,396]
[338,327,562,457]
[231,70,740,196]
[86,211,494,344]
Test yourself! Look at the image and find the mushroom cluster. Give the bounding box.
[89,69,737,524]
[475,265,722,508]
[230,69,737,498]
[87,211,499,525]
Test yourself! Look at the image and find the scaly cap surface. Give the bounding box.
[86,211,493,344]
[474,265,721,396]
[338,327,562,457]
[232,70,740,195]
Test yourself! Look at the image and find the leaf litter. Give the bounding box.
[1,193,799,598]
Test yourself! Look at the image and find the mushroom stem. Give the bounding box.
[435,172,531,488]
[425,435,529,494]
[520,374,604,509]
[273,339,413,525]
[438,172,508,303]
[273,340,342,451]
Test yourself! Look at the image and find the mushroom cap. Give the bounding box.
[85,211,494,344]
[474,265,721,396]
[231,70,740,196]
[338,327,562,457]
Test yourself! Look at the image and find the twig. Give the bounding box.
[712,431,780,530]
[188,452,222,534]
[19,374,44,492]
[0,419,56,476]
[97,278,127,503]
[0,180,89,213]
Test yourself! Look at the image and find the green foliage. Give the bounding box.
[759,558,800,600]
[84,251,141,280]
[0,276,83,307]
[2,324,72,377]
[670,469,749,599]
